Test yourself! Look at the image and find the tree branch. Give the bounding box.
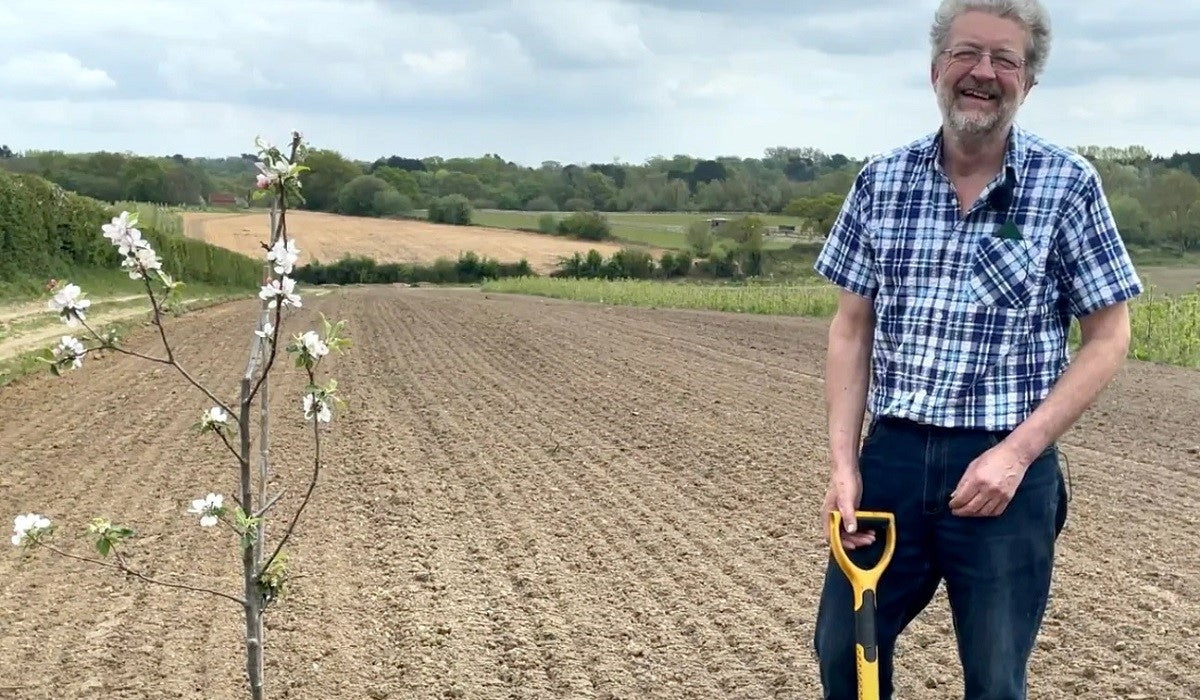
[33,542,245,607]
[261,397,321,576]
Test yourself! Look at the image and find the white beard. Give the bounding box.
[936,82,1016,138]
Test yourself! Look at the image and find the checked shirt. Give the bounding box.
[814,124,1143,430]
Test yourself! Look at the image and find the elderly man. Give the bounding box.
[811,0,1142,698]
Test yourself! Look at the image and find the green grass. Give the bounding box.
[471,209,805,252]
[482,276,840,316]
[484,276,1200,369]
[0,266,250,305]
[1123,286,1200,367]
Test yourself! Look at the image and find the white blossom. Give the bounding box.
[12,513,51,546]
[47,283,91,326]
[121,247,162,280]
[101,212,149,256]
[188,493,224,527]
[258,276,301,309]
[255,322,274,340]
[267,238,300,275]
[300,330,328,359]
[255,156,300,185]
[304,393,331,423]
[200,406,228,430]
[53,335,85,369]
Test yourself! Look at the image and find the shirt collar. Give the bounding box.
[925,122,1028,185]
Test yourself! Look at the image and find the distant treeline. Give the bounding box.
[0,169,261,289]
[2,142,1198,252]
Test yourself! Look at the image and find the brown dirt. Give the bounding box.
[1,286,1198,699]
[181,210,650,275]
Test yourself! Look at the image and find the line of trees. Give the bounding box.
[2,142,1198,252]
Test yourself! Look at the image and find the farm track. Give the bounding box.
[1,285,1198,698]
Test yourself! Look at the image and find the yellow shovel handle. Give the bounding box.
[829,510,897,700]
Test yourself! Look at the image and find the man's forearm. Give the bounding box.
[825,316,873,473]
[1006,323,1130,464]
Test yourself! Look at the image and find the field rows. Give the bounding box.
[1,286,1198,698]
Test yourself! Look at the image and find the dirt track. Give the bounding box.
[1,286,1198,699]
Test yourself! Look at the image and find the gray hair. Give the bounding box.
[929,0,1052,82]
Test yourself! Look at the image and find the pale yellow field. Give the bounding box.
[181,211,650,274]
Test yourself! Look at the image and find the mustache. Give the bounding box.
[956,79,1001,97]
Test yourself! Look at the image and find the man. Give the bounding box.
[811,0,1143,698]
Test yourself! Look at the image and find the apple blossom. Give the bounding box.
[188,493,225,528]
[122,247,163,280]
[53,335,85,369]
[258,276,301,309]
[47,283,91,326]
[200,406,229,431]
[12,513,51,547]
[101,212,150,256]
[303,393,331,423]
[267,238,300,275]
[299,330,328,359]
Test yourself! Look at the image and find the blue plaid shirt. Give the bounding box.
[815,124,1143,430]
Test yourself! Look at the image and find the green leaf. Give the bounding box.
[97,539,111,557]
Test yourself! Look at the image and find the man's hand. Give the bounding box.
[823,467,876,549]
[948,441,1030,517]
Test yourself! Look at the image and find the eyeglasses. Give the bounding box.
[940,46,1026,73]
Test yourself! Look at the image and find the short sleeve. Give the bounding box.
[1056,165,1144,318]
[813,167,878,300]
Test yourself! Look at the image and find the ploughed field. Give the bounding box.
[1,286,1198,699]
[180,211,642,275]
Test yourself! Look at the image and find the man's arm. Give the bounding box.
[949,163,1142,518]
[826,290,876,472]
[1003,301,1131,463]
[822,289,879,544]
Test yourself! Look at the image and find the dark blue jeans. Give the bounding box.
[813,416,1068,699]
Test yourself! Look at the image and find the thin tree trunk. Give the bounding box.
[240,373,265,700]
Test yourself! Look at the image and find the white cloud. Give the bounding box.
[0,52,115,92]
[0,0,1193,165]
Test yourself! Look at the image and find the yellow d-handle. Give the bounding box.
[829,511,896,700]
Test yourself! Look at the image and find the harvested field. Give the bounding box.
[1,286,1198,698]
[181,211,647,275]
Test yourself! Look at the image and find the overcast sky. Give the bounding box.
[0,0,1195,167]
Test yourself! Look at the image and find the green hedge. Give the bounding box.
[0,169,259,289]
[294,252,533,285]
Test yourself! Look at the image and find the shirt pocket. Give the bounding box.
[965,235,1035,309]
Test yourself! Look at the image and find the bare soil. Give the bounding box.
[181,211,648,275]
[1,286,1198,699]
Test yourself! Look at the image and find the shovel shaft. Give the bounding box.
[855,587,879,700]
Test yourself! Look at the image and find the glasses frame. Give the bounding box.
[939,46,1027,74]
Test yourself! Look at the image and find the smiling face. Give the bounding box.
[931,10,1034,139]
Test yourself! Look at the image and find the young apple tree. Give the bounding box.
[10,131,349,700]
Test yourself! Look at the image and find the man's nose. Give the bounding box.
[969,54,998,81]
